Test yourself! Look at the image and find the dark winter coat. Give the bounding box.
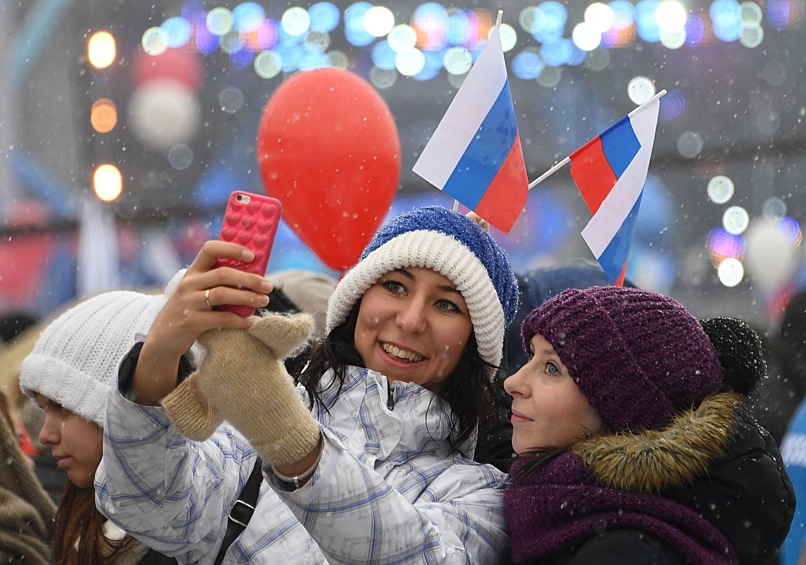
[505,394,795,565]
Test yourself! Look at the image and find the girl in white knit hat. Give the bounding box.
[19,290,167,565]
[96,206,519,565]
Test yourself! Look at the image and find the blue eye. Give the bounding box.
[436,299,460,313]
[545,362,559,375]
[382,280,406,294]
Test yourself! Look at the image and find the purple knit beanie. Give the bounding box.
[521,286,723,432]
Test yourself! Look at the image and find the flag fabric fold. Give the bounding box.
[570,95,661,285]
[412,22,528,233]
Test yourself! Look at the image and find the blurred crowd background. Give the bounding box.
[0,0,804,330]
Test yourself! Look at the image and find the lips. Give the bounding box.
[381,342,424,363]
[510,408,533,423]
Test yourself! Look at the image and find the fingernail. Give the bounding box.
[261,280,273,292]
[258,295,270,305]
[243,249,255,261]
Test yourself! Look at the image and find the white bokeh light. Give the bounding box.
[628,77,656,104]
[396,48,425,76]
[142,27,168,55]
[656,1,688,32]
[718,258,744,287]
[364,6,395,37]
[707,176,735,204]
[723,206,750,235]
[206,8,233,36]
[585,3,616,33]
[388,24,417,52]
[660,28,686,48]
[282,7,311,36]
[444,47,473,75]
[573,22,602,51]
[498,24,518,52]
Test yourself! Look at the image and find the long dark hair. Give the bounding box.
[299,299,498,451]
[54,481,139,565]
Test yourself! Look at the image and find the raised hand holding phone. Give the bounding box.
[217,191,281,316]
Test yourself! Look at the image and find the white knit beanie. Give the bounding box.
[19,291,166,428]
[327,206,518,376]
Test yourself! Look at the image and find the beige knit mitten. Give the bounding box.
[162,373,223,441]
[183,312,320,467]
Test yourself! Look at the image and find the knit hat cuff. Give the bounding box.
[526,291,677,432]
[20,354,110,428]
[327,229,505,371]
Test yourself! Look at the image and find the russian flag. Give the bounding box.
[570,95,661,286]
[412,21,528,233]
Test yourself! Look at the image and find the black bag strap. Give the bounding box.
[213,456,263,565]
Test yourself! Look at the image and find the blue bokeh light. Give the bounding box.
[309,2,341,33]
[162,17,192,48]
[233,3,265,33]
[512,50,544,79]
[609,0,636,29]
[195,15,219,53]
[229,49,255,69]
[448,9,476,47]
[658,89,689,122]
[532,2,567,44]
[710,0,743,41]
[685,15,705,46]
[372,40,397,70]
[636,0,661,42]
[540,38,573,66]
[298,50,332,71]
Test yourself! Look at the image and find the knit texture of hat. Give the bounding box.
[327,206,518,372]
[521,286,723,432]
[19,291,166,428]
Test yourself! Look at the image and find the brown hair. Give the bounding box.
[53,475,138,565]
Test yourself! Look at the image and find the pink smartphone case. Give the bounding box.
[216,193,281,317]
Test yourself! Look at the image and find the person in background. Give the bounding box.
[504,286,793,565]
[753,289,806,444]
[96,205,518,565]
[19,289,172,565]
[0,389,55,565]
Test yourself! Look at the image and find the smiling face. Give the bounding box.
[353,267,473,386]
[36,393,103,489]
[504,334,604,455]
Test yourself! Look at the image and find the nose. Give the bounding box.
[38,412,60,447]
[395,297,427,334]
[504,367,527,398]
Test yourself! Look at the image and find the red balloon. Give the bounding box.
[256,68,400,271]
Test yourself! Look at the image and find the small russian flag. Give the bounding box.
[570,95,661,286]
[412,16,528,234]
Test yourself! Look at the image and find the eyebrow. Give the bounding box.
[393,268,462,296]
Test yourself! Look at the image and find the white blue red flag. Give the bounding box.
[412,19,528,233]
[570,94,661,286]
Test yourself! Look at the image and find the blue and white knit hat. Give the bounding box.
[327,206,518,374]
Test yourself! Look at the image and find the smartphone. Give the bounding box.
[216,191,282,317]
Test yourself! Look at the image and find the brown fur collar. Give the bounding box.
[571,392,742,494]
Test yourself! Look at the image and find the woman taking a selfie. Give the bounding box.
[96,206,519,565]
[504,286,794,565]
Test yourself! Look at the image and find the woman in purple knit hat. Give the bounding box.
[503,285,794,565]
